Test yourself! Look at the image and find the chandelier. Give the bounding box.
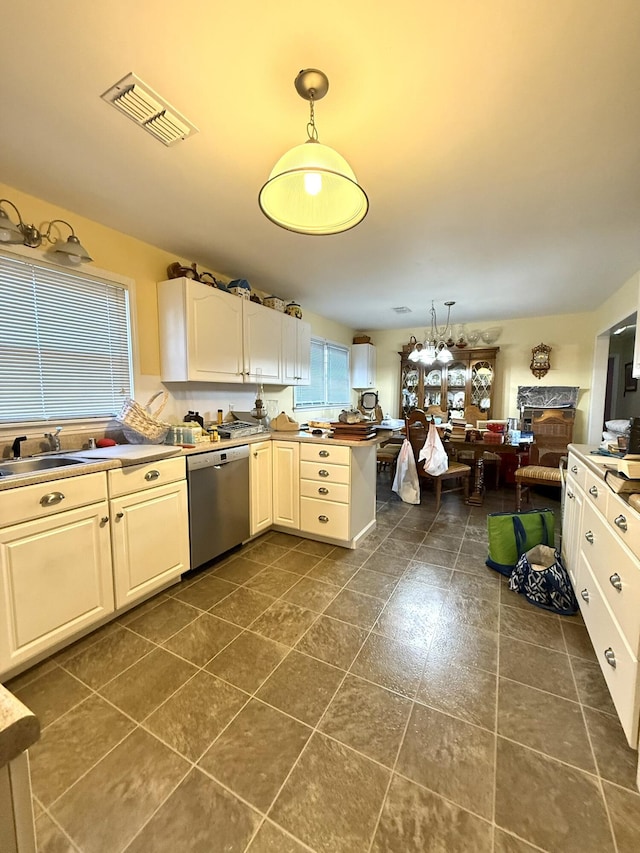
[407,301,455,365]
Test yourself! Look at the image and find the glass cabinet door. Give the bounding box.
[446,360,467,414]
[401,364,420,415]
[470,360,494,413]
[423,367,443,408]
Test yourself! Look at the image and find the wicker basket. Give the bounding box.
[117,391,170,444]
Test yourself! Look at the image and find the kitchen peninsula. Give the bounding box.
[0,429,383,681]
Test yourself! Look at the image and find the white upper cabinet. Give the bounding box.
[243,299,282,383]
[158,278,244,382]
[282,314,311,385]
[351,343,376,388]
[158,277,311,385]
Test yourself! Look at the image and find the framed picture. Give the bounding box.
[624,362,637,394]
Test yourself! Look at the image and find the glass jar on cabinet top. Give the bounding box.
[398,346,499,419]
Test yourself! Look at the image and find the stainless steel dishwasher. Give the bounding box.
[186,445,250,570]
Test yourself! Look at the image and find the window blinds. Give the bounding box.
[0,254,133,423]
[294,338,350,408]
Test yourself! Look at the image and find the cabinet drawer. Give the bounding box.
[108,457,186,497]
[584,468,607,512]
[300,460,350,485]
[567,453,587,492]
[581,499,640,653]
[578,560,640,746]
[300,479,349,504]
[606,491,640,561]
[300,497,350,540]
[0,472,107,527]
[300,443,350,466]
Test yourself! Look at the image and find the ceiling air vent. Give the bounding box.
[100,73,198,147]
[392,306,412,314]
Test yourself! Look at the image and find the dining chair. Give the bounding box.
[404,410,471,511]
[514,443,567,510]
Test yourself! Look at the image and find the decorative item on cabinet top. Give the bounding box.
[264,295,286,312]
[285,301,302,319]
[228,279,252,299]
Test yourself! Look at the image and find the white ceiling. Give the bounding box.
[2,1,639,331]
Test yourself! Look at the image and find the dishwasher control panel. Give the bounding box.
[186,444,250,470]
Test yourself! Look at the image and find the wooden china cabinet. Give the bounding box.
[399,346,499,419]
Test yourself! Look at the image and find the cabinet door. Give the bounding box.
[272,441,300,529]
[250,441,273,536]
[111,481,189,609]
[562,477,584,588]
[282,316,311,385]
[0,503,113,674]
[158,278,244,382]
[445,359,468,414]
[243,301,282,383]
[469,358,495,417]
[351,344,376,389]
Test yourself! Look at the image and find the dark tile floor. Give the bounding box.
[6,477,640,852]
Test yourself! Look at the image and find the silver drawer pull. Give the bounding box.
[567,490,574,499]
[614,514,628,532]
[319,450,330,458]
[589,485,598,497]
[145,469,160,481]
[571,465,578,474]
[580,588,590,603]
[40,491,65,507]
[115,512,124,520]
[584,530,594,544]
[318,469,330,477]
[609,573,623,591]
[318,487,329,495]
[318,515,329,523]
[604,648,617,668]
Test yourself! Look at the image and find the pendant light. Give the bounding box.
[406,301,456,365]
[258,69,369,235]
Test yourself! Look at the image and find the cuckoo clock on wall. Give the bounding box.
[530,343,551,379]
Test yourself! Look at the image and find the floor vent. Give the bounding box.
[101,73,198,147]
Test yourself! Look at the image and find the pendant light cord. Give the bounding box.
[306,94,319,141]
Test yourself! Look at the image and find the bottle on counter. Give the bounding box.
[217,409,224,425]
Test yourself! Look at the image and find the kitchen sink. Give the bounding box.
[0,456,85,477]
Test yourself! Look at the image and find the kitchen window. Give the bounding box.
[294,338,351,409]
[0,251,133,423]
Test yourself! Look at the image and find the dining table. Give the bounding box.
[448,438,532,505]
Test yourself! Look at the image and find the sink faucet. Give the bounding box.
[11,435,27,459]
[44,426,62,452]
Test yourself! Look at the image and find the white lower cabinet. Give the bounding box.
[272,441,300,529]
[108,459,189,609]
[273,440,376,548]
[563,447,640,750]
[0,458,190,678]
[250,441,273,536]
[0,475,113,675]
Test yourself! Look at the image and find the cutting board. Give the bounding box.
[68,445,181,462]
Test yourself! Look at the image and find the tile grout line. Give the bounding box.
[565,639,621,853]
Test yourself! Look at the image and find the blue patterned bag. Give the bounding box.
[509,544,578,615]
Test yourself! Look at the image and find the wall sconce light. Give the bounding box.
[0,199,93,264]
[258,69,369,235]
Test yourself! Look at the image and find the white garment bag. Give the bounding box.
[418,422,449,476]
[391,439,421,504]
